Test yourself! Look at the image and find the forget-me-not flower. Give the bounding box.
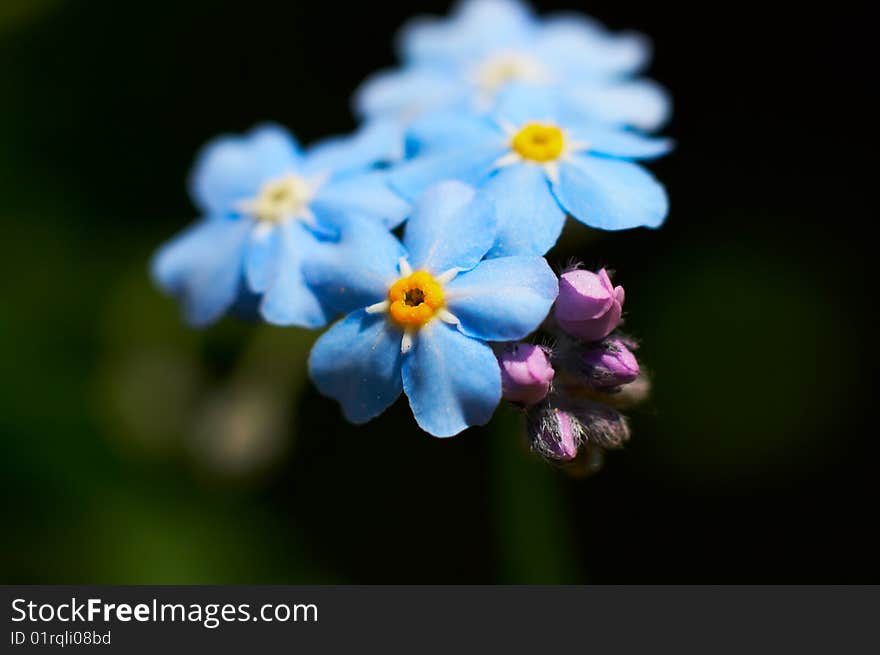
[151,122,408,327]
[306,181,558,437]
[355,0,669,135]
[389,84,672,258]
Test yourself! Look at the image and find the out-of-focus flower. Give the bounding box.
[555,268,624,341]
[605,372,652,408]
[151,123,408,327]
[355,0,669,133]
[573,398,631,449]
[306,181,558,437]
[390,84,671,257]
[189,381,289,479]
[580,338,640,390]
[497,343,554,405]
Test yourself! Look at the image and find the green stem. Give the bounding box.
[489,405,583,584]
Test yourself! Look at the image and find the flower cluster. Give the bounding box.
[150,0,670,459]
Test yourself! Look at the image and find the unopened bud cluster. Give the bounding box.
[495,266,648,472]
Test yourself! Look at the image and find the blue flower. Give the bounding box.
[388,84,672,258]
[355,0,669,135]
[306,181,558,437]
[151,122,409,327]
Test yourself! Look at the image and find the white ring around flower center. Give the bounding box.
[240,173,320,224]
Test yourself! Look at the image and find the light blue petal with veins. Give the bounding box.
[481,163,565,257]
[402,321,501,437]
[354,67,469,123]
[304,119,404,176]
[405,111,501,157]
[536,13,651,78]
[553,155,668,231]
[244,223,283,293]
[403,181,496,273]
[493,83,560,126]
[151,217,252,326]
[312,171,410,230]
[259,220,334,328]
[446,255,558,341]
[569,124,673,160]
[398,0,534,63]
[564,79,671,131]
[309,310,404,424]
[389,145,505,202]
[302,214,405,316]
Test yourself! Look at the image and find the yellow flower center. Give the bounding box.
[388,271,445,327]
[511,123,565,162]
[251,173,312,223]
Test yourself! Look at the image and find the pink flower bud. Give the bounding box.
[555,268,624,342]
[526,397,631,463]
[582,338,640,390]
[527,406,580,462]
[498,343,554,406]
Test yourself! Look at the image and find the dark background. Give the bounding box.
[1,0,874,583]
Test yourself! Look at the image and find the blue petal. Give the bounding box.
[151,217,252,326]
[398,0,534,63]
[405,110,501,157]
[259,221,334,328]
[188,124,302,215]
[535,14,651,78]
[493,83,560,127]
[388,145,504,202]
[553,155,668,230]
[353,68,468,123]
[481,164,565,257]
[445,255,558,341]
[402,321,501,437]
[403,181,497,273]
[564,79,671,131]
[303,213,405,316]
[311,171,411,230]
[308,310,404,424]
[244,223,283,293]
[304,119,404,176]
[569,124,673,160]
